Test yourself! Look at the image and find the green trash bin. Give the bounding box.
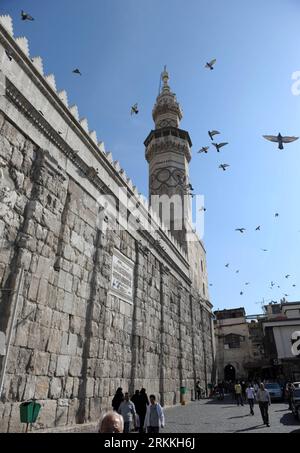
[20,401,41,424]
[180,386,187,395]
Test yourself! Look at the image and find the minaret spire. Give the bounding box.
[161,65,170,93]
[144,70,193,248]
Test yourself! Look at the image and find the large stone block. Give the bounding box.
[33,399,57,429]
[69,357,82,377]
[60,332,77,356]
[56,355,70,377]
[35,376,49,400]
[49,377,62,399]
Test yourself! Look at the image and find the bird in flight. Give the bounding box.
[72,68,82,76]
[285,274,290,278]
[255,226,261,231]
[21,10,34,21]
[292,284,296,287]
[235,228,246,233]
[199,206,207,212]
[236,270,239,273]
[275,213,279,217]
[284,294,289,297]
[209,283,213,287]
[212,142,228,152]
[263,133,298,150]
[271,281,275,287]
[245,282,250,285]
[131,103,139,115]
[261,249,268,252]
[198,146,209,154]
[5,50,13,61]
[219,164,230,171]
[205,59,217,70]
[208,130,220,141]
[240,291,243,295]
[225,263,229,268]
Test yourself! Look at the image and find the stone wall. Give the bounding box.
[0,16,214,432]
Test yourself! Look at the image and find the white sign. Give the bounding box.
[110,250,134,303]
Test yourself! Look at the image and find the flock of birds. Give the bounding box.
[11,11,299,303]
[201,59,299,299]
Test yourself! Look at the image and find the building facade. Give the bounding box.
[214,302,300,383]
[0,16,215,432]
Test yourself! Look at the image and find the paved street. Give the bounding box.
[161,396,300,433]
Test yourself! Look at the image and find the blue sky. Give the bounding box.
[1,0,300,315]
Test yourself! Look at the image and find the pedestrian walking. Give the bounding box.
[118,392,137,433]
[241,380,247,403]
[112,387,124,412]
[196,381,202,400]
[246,383,255,415]
[256,383,271,427]
[135,388,149,433]
[234,381,244,406]
[286,381,295,410]
[131,390,140,432]
[144,394,165,433]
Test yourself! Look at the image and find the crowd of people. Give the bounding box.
[99,387,165,433]
[210,378,296,427]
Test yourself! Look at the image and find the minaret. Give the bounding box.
[144,67,192,247]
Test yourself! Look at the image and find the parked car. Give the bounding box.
[293,382,300,389]
[264,382,283,401]
[291,388,300,420]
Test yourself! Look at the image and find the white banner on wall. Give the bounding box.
[110,249,134,303]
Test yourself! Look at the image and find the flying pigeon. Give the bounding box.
[271,281,275,287]
[225,263,229,268]
[21,10,34,21]
[261,249,268,252]
[209,283,213,287]
[219,164,230,171]
[275,213,279,217]
[284,294,289,297]
[5,50,13,61]
[205,59,217,70]
[236,270,239,273]
[235,228,246,233]
[263,133,298,150]
[198,146,209,154]
[72,68,82,76]
[255,226,261,231]
[240,291,243,295]
[277,286,280,289]
[131,103,139,115]
[208,130,220,141]
[293,284,296,287]
[245,282,250,285]
[285,274,290,278]
[199,206,207,212]
[212,142,228,152]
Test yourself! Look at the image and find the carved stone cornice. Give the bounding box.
[146,136,191,163]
